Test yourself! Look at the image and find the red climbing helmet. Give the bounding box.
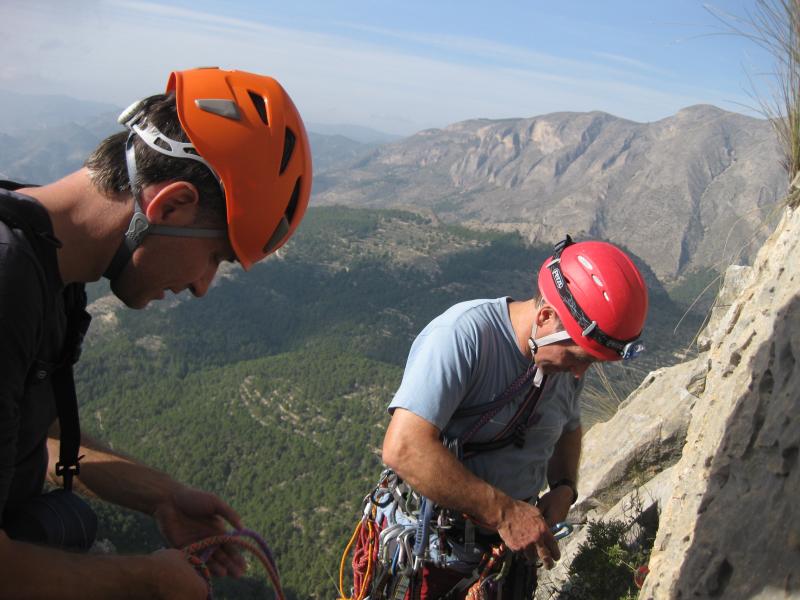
[537,236,649,361]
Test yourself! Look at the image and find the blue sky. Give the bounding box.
[1,0,775,135]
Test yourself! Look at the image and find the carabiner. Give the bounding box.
[551,521,573,540]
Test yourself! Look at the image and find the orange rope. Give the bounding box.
[338,518,379,600]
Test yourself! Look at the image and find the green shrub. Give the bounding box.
[559,519,651,600]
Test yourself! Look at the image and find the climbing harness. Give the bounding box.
[183,529,284,600]
[338,363,578,599]
[338,473,574,600]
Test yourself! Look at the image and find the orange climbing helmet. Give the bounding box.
[537,236,649,361]
[167,67,312,269]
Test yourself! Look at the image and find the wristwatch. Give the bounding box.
[549,478,578,505]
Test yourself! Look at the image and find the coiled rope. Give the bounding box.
[338,517,379,600]
[183,528,285,600]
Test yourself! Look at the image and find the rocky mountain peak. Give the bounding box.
[316,106,786,281]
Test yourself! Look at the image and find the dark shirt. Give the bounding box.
[0,185,76,523]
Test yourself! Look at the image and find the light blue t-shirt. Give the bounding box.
[389,297,582,500]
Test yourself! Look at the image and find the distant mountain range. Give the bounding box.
[0,89,386,182]
[314,105,788,281]
[0,90,788,283]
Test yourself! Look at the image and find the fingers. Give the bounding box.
[207,543,247,578]
[532,529,560,570]
[211,495,243,530]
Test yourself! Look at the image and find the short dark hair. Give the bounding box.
[85,93,226,225]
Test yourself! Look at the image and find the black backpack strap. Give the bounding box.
[0,187,88,491]
[53,284,90,491]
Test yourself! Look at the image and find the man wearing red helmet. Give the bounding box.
[0,68,311,598]
[378,236,648,598]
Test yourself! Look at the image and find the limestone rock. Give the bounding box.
[641,204,800,599]
[698,264,755,351]
[545,204,800,599]
[572,357,706,522]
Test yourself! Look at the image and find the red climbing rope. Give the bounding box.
[339,516,381,600]
[183,529,285,600]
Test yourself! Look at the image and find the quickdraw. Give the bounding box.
[183,528,285,600]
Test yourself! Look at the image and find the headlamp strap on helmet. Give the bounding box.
[552,234,574,259]
[546,234,644,359]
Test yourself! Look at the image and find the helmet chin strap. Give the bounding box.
[103,107,226,282]
[527,317,572,386]
[527,329,572,354]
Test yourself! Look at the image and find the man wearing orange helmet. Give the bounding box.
[377,236,648,598]
[0,68,311,598]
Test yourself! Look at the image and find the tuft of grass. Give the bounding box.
[709,0,800,200]
[580,363,649,428]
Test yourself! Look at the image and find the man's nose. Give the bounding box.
[190,264,219,298]
[571,363,590,379]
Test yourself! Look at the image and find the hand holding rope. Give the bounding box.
[183,529,285,600]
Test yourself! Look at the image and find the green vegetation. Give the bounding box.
[75,206,697,598]
[558,518,653,600]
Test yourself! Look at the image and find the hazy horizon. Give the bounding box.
[2,0,774,136]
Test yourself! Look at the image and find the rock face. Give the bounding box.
[540,200,800,598]
[643,204,800,598]
[315,106,786,281]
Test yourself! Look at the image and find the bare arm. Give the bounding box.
[383,408,560,566]
[47,424,245,577]
[539,426,582,526]
[546,426,581,486]
[0,531,206,600]
[47,426,178,514]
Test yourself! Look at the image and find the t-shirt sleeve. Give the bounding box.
[388,322,477,431]
[0,235,44,520]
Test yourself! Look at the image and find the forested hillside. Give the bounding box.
[76,206,701,598]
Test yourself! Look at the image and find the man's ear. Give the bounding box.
[143,181,200,225]
[536,303,559,328]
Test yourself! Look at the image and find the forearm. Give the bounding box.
[383,409,514,529]
[47,424,178,516]
[0,531,157,600]
[546,426,582,486]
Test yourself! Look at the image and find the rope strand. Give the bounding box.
[183,529,285,600]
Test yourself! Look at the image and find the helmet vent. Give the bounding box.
[280,128,296,175]
[285,177,301,223]
[248,91,269,125]
[603,291,610,302]
[195,98,241,120]
[592,275,603,287]
[577,255,593,270]
[261,178,302,254]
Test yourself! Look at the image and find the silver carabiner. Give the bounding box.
[551,521,573,541]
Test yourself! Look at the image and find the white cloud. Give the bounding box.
[0,0,757,135]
